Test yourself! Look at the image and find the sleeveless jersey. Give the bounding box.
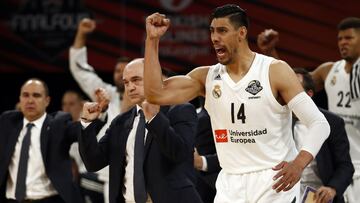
[204,53,297,174]
[325,60,360,176]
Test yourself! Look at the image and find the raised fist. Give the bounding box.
[94,88,110,112]
[81,102,101,122]
[257,29,279,54]
[145,12,170,39]
[77,18,96,35]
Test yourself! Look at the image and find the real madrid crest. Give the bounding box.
[331,76,336,86]
[212,85,222,98]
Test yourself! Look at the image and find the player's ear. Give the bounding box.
[238,26,247,41]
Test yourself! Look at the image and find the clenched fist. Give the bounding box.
[77,18,96,35]
[145,12,170,40]
[257,29,279,56]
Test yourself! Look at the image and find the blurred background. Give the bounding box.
[0,0,359,113]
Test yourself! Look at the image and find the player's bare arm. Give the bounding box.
[310,62,334,92]
[145,67,207,105]
[144,12,206,105]
[269,60,313,191]
[269,60,304,105]
[270,60,330,193]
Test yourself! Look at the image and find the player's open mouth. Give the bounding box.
[215,48,226,57]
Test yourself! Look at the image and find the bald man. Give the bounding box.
[0,79,83,203]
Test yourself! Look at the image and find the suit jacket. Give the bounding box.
[195,108,220,203]
[0,111,82,203]
[79,104,203,203]
[316,108,354,203]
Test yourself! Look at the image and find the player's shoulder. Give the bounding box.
[190,66,211,74]
[269,59,292,74]
[317,61,335,71]
[187,66,211,82]
[311,61,336,80]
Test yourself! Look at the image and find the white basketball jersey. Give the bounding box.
[204,53,297,174]
[325,60,360,176]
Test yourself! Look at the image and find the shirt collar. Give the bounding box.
[136,105,142,116]
[23,113,47,129]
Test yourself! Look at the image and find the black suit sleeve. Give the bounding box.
[325,114,354,196]
[50,111,80,145]
[64,114,81,144]
[146,104,197,163]
[78,119,109,172]
[204,154,221,173]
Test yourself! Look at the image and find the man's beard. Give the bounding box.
[343,55,358,63]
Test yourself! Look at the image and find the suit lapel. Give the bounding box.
[40,115,51,162]
[6,121,23,160]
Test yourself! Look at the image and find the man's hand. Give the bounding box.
[94,88,110,112]
[141,100,160,121]
[81,102,102,122]
[193,148,203,171]
[73,18,96,48]
[78,18,96,35]
[257,29,279,57]
[313,186,336,203]
[272,161,303,193]
[145,12,170,40]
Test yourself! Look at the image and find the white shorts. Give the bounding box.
[344,177,360,203]
[214,169,300,203]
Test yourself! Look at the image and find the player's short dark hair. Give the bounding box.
[337,17,360,31]
[210,4,249,29]
[293,68,315,92]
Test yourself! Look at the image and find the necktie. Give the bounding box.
[133,110,147,203]
[15,123,34,201]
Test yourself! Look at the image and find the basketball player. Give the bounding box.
[258,17,360,203]
[143,4,330,203]
[312,18,360,203]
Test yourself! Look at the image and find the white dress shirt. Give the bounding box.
[6,113,58,200]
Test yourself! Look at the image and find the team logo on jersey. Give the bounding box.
[245,80,263,95]
[212,85,222,98]
[214,74,221,80]
[331,76,336,86]
[215,129,228,143]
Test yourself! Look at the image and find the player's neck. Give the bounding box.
[226,50,255,75]
[226,50,255,83]
[345,59,356,73]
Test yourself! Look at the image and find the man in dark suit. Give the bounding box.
[193,99,221,203]
[293,68,354,203]
[79,58,202,203]
[0,79,82,203]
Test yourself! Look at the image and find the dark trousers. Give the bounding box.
[7,195,64,203]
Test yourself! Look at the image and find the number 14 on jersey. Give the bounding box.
[231,103,246,124]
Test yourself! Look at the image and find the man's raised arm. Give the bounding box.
[144,13,205,105]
